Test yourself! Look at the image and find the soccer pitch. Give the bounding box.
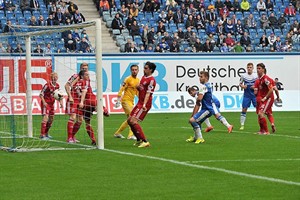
[1,111,300,199]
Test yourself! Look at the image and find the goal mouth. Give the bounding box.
[0,19,105,152]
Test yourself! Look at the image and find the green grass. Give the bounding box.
[1,111,300,200]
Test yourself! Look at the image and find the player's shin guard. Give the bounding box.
[67,119,75,139]
[72,121,82,136]
[45,121,52,135]
[217,116,230,127]
[41,121,47,136]
[86,123,95,142]
[240,112,246,126]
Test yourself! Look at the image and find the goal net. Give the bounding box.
[0,20,105,152]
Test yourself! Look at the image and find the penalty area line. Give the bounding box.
[187,158,300,163]
[104,148,300,187]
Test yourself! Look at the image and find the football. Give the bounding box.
[53,89,64,100]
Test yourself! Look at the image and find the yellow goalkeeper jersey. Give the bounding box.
[118,75,140,103]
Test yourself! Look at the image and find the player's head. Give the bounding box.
[79,70,89,80]
[144,61,156,76]
[80,62,89,72]
[275,78,278,82]
[199,71,209,84]
[246,63,254,74]
[256,63,266,77]
[50,72,58,83]
[130,64,139,77]
[187,86,197,97]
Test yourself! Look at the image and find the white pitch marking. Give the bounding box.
[104,148,300,186]
[187,158,300,163]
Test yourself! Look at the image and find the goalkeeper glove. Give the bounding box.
[115,97,121,108]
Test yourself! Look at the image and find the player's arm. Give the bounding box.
[191,94,202,116]
[79,88,87,108]
[39,85,47,107]
[239,76,246,89]
[115,80,127,107]
[65,76,79,103]
[142,92,151,111]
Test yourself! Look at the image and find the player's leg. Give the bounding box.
[203,118,214,132]
[212,104,233,133]
[187,110,208,144]
[84,107,96,145]
[114,102,135,139]
[45,114,54,138]
[240,96,251,130]
[40,114,49,139]
[72,112,83,138]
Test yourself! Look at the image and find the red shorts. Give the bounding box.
[41,103,54,116]
[130,103,151,121]
[256,97,274,115]
[84,106,96,120]
[65,100,84,116]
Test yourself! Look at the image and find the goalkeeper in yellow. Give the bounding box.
[114,64,140,140]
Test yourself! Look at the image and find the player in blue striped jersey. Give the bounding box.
[186,71,233,144]
[239,63,258,130]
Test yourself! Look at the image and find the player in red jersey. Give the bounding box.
[254,63,275,135]
[39,72,63,139]
[127,61,157,148]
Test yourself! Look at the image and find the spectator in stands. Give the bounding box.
[14,43,25,53]
[185,14,195,29]
[138,45,145,52]
[193,38,203,52]
[284,3,296,17]
[44,43,52,54]
[146,45,154,52]
[109,0,118,13]
[166,10,174,23]
[224,0,234,12]
[62,25,72,41]
[268,32,276,46]
[118,4,129,18]
[216,21,225,35]
[72,29,81,42]
[28,16,39,26]
[99,0,109,16]
[3,20,13,33]
[159,37,170,52]
[68,1,78,15]
[156,21,166,36]
[273,36,282,51]
[143,0,155,13]
[163,32,173,47]
[130,20,140,37]
[207,33,216,47]
[64,33,77,52]
[285,32,293,45]
[259,34,269,47]
[187,3,197,16]
[198,7,207,23]
[73,9,85,24]
[184,26,194,41]
[173,8,185,24]
[217,33,226,47]
[260,13,270,29]
[206,21,217,35]
[147,27,156,45]
[266,0,274,12]
[177,27,185,40]
[225,33,236,48]
[233,41,244,52]
[48,1,57,14]
[129,3,138,17]
[240,31,251,47]
[154,44,163,52]
[38,15,47,26]
[141,24,149,47]
[30,0,40,11]
[0,43,6,53]
[268,12,278,29]
[33,44,44,54]
[232,0,240,12]
[224,20,235,35]
[20,0,31,12]
[231,14,238,25]
[158,10,167,23]
[5,0,16,11]
[203,39,213,52]
[296,0,300,12]
[281,40,292,52]
[6,44,13,53]
[240,0,250,13]
[78,37,90,53]
[244,13,256,30]
[206,8,217,22]
[215,0,224,14]
[235,19,245,35]
[256,0,266,12]
[47,14,58,26]
[166,0,177,11]
[133,0,145,12]
[63,9,73,24]
[195,14,206,30]
[81,29,89,41]
[193,0,205,11]
[220,5,230,18]
[290,21,299,33]
[111,13,125,32]
[221,42,229,52]
[189,32,198,46]
[179,2,188,15]
[291,30,300,44]
[60,1,68,14]
[55,8,65,24]
[126,42,138,52]
[0,0,4,10]
[278,14,287,29]
[170,40,180,52]
[207,1,215,10]
[125,14,134,33]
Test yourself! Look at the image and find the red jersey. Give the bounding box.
[71,79,89,103]
[254,74,274,99]
[137,75,156,106]
[67,73,79,86]
[40,81,60,105]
